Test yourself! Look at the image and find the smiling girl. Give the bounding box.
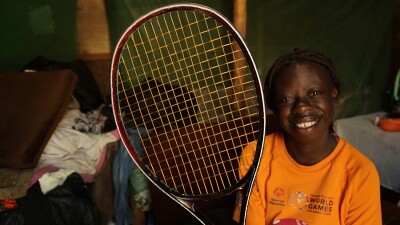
[235,49,381,225]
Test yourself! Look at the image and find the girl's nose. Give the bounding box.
[291,97,312,113]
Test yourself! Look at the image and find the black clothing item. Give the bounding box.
[0,172,100,225]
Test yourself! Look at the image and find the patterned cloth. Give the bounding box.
[129,166,151,211]
[73,104,107,134]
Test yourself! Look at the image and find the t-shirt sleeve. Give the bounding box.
[345,160,382,225]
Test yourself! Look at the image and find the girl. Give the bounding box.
[235,49,381,225]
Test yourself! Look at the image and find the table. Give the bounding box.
[334,112,400,193]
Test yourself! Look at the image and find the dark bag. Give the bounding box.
[383,68,400,118]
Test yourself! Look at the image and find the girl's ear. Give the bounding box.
[332,87,339,105]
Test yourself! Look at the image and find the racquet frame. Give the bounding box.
[110,3,266,225]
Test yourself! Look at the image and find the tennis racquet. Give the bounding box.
[110,3,266,225]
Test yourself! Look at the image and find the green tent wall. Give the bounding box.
[0,0,396,119]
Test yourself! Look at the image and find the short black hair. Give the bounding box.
[264,48,340,112]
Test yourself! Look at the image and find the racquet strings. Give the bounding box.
[116,9,261,197]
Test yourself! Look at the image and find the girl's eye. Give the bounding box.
[310,90,321,97]
[279,96,294,103]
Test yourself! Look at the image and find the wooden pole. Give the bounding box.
[232,0,248,112]
[233,0,247,38]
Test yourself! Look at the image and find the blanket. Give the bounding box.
[35,108,118,176]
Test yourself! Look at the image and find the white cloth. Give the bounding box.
[39,169,74,194]
[334,112,400,192]
[37,109,117,175]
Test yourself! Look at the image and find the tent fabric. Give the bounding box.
[105,0,396,119]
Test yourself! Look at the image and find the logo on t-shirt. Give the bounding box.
[269,187,285,206]
[308,194,333,215]
[274,188,284,198]
[289,191,309,210]
[289,192,334,215]
[269,189,335,215]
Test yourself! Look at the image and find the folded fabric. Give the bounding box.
[38,169,74,194]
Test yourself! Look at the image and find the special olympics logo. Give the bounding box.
[273,188,284,198]
[289,191,309,210]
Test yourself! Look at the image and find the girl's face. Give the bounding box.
[273,61,338,143]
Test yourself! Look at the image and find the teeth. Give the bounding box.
[296,121,316,128]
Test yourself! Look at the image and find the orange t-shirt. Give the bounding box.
[234,132,381,225]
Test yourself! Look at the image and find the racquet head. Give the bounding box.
[111,3,266,224]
